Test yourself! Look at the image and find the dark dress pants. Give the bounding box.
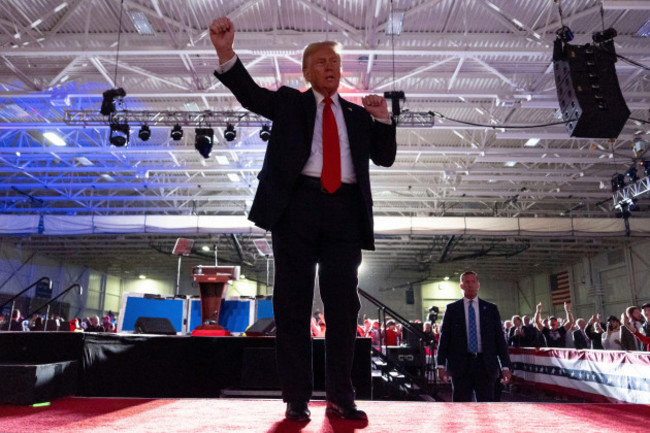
[451,355,496,402]
[271,177,363,406]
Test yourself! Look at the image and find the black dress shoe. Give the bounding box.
[285,401,310,421]
[326,402,367,420]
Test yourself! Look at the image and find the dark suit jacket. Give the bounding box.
[436,298,511,379]
[572,329,591,350]
[214,58,397,250]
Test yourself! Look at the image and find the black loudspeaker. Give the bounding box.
[553,39,630,138]
[245,318,276,336]
[134,317,177,335]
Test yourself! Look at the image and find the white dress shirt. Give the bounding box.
[301,90,356,183]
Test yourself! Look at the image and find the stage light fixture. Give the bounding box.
[259,124,271,142]
[100,87,126,116]
[195,128,214,159]
[138,124,151,141]
[170,124,183,141]
[611,173,625,192]
[641,161,650,177]
[625,166,638,183]
[224,123,236,142]
[109,122,129,147]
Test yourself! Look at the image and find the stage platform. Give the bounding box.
[1,397,648,433]
[0,332,371,404]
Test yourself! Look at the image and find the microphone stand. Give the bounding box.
[26,283,83,331]
[0,277,51,332]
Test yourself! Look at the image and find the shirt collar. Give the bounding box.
[313,89,339,107]
[463,296,478,304]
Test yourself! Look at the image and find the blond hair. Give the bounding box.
[302,41,343,71]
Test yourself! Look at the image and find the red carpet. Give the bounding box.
[1,398,648,433]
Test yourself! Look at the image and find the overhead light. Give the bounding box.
[100,88,126,116]
[385,11,405,36]
[201,245,211,252]
[15,151,21,156]
[504,161,517,167]
[138,274,147,279]
[215,155,229,165]
[30,19,43,29]
[170,124,183,141]
[227,173,240,182]
[128,10,155,35]
[54,2,68,13]
[101,173,115,181]
[109,122,130,147]
[443,276,450,281]
[611,173,625,192]
[224,123,236,142]
[259,124,271,142]
[44,132,66,146]
[641,160,650,177]
[74,157,93,166]
[194,128,214,158]
[524,138,540,147]
[138,125,151,141]
[625,166,638,183]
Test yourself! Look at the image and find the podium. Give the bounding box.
[192,266,240,332]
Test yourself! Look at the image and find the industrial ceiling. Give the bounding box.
[1,0,649,285]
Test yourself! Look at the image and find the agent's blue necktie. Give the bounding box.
[468,300,478,353]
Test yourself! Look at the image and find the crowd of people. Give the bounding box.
[0,309,117,333]
[504,301,650,351]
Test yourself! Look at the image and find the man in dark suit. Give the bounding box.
[210,17,396,421]
[436,271,512,402]
[572,318,591,350]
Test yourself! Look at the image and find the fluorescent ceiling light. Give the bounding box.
[138,274,146,279]
[385,11,405,36]
[201,245,211,252]
[44,132,66,146]
[504,161,517,167]
[128,11,155,35]
[30,19,43,28]
[74,157,93,166]
[227,173,240,182]
[215,155,229,165]
[101,174,115,181]
[524,138,540,147]
[54,2,68,13]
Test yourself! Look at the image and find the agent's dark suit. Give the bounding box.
[572,329,591,350]
[214,58,396,406]
[436,298,511,402]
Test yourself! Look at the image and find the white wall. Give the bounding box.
[516,239,650,321]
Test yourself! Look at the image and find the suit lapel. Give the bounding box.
[478,298,488,341]
[302,89,316,151]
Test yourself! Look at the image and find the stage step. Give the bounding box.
[0,360,78,405]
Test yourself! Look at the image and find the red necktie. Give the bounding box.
[321,96,341,193]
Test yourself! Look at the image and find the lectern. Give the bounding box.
[192,265,240,331]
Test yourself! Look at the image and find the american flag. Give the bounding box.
[550,270,571,306]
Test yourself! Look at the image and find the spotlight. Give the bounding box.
[611,173,625,192]
[109,121,129,147]
[259,124,271,142]
[195,128,214,158]
[100,88,126,116]
[138,125,151,141]
[170,124,183,141]
[625,166,638,183]
[224,123,236,142]
[641,160,650,177]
